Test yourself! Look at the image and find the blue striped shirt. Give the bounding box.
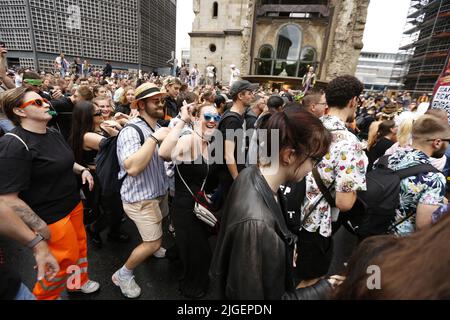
[117,118,169,204]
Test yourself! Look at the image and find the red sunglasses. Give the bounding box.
[18,98,50,109]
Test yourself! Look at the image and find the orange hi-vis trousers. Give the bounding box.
[33,202,89,300]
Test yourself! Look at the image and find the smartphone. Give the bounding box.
[0,41,6,48]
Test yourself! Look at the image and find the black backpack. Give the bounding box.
[343,155,439,239]
[95,124,144,197]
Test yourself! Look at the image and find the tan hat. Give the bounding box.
[134,82,168,102]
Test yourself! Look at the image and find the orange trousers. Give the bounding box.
[33,202,90,300]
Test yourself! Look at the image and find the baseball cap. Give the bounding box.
[229,80,259,99]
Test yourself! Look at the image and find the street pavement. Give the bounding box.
[0,214,357,300]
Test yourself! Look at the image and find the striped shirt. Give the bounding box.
[117,118,169,204]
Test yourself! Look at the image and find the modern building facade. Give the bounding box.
[190,0,370,89]
[356,52,410,91]
[0,0,176,73]
[395,0,450,94]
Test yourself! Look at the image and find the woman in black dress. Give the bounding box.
[159,102,220,299]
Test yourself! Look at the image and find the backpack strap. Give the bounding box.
[126,123,145,145]
[395,163,439,180]
[312,167,336,207]
[5,133,29,151]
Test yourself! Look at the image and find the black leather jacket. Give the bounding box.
[210,166,332,300]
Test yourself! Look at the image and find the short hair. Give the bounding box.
[0,87,32,126]
[302,88,325,109]
[412,115,450,141]
[267,95,284,110]
[425,108,448,122]
[77,86,94,101]
[325,75,364,109]
[22,71,41,81]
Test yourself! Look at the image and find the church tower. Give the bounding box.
[189,0,252,84]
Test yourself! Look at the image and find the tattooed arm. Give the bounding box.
[0,193,50,240]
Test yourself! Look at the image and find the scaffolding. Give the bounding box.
[393,0,450,96]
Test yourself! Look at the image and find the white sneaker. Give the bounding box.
[153,247,166,258]
[153,247,167,259]
[68,279,100,294]
[112,270,141,299]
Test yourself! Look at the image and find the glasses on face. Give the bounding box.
[427,138,450,143]
[18,98,50,109]
[309,155,322,167]
[203,113,221,122]
[149,98,164,105]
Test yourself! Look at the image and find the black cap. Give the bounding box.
[229,80,259,99]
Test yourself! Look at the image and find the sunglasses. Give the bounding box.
[203,113,221,122]
[18,98,50,109]
[427,138,450,143]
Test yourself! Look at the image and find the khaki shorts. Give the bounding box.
[123,195,168,242]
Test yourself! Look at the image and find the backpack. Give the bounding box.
[342,155,439,239]
[95,124,145,197]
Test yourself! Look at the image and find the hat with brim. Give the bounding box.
[134,83,168,102]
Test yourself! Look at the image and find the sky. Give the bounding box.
[176,0,412,61]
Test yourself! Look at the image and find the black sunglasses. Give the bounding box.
[427,138,450,143]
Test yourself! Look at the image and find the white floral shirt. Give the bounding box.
[301,115,368,237]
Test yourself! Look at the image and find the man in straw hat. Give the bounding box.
[113,83,171,298]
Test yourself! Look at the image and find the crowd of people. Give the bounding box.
[1,45,449,300]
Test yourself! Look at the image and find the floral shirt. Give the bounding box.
[301,115,368,237]
[387,149,446,236]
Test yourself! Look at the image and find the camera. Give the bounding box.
[0,41,6,48]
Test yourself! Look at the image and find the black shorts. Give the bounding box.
[294,229,334,281]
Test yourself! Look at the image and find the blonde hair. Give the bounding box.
[119,86,134,105]
[397,118,415,147]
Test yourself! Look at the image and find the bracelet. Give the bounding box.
[27,233,45,249]
[149,135,161,146]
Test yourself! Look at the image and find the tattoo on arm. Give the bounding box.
[11,204,47,233]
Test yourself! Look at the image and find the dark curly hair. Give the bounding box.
[325,75,364,109]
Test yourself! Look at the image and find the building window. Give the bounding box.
[257,45,274,75]
[255,24,317,77]
[213,2,218,18]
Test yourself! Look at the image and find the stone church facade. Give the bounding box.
[189,0,369,87]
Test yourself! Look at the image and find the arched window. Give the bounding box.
[276,25,301,60]
[213,2,218,18]
[256,45,273,75]
[274,25,302,77]
[298,46,317,77]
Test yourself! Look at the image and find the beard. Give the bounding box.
[432,144,447,159]
[145,104,165,120]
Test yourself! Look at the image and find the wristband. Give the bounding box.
[149,135,161,146]
[27,233,45,249]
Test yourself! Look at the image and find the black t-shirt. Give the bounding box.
[218,111,247,185]
[0,127,80,224]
